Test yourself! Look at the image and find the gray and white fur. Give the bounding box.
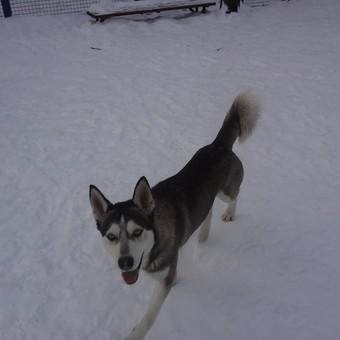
[89,91,260,340]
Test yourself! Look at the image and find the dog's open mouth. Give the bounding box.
[121,254,143,285]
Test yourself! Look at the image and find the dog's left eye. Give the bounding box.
[133,229,143,237]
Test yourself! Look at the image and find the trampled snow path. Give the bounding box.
[1,0,340,339]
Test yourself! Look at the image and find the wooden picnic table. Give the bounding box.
[87,0,217,21]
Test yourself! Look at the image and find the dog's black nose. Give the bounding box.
[118,256,134,271]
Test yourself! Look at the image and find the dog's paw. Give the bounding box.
[124,331,138,340]
[221,212,234,222]
[124,324,145,340]
[198,230,209,243]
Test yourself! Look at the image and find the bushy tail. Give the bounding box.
[214,91,261,149]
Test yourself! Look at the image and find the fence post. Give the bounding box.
[1,0,12,17]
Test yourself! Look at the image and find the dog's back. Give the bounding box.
[152,91,260,245]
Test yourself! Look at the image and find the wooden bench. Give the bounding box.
[87,0,217,21]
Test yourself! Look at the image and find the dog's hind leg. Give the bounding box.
[198,208,212,243]
[218,192,237,222]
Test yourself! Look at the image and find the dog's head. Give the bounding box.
[89,177,155,285]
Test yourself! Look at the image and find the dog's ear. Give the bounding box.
[132,176,155,215]
[89,185,110,224]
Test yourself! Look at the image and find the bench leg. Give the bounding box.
[189,6,209,13]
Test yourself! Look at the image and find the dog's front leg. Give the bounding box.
[125,278,173,340]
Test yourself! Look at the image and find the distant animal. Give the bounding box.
[220,0,243,13]
[89,91,260,340]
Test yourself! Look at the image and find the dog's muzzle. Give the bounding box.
[120,253,144,285]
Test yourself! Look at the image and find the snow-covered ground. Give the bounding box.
[1,0,340,339]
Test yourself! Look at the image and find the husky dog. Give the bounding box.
[89,91,260,340]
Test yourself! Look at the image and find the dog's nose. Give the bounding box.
[118,256,134,271]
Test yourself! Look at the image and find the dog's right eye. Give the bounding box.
[107,233,116,242]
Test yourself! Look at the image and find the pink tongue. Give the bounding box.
[122,269,139,285]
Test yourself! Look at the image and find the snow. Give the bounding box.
[1,0,340,339]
